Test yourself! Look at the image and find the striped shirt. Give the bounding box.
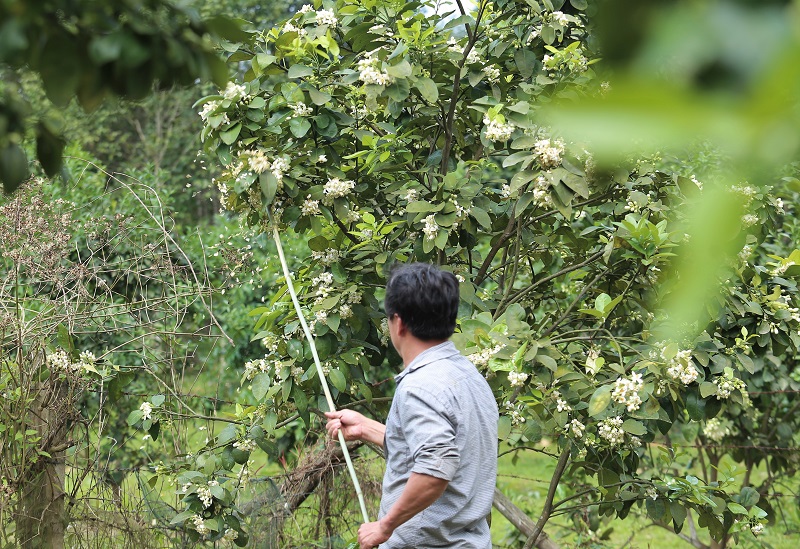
[379,341,499,549]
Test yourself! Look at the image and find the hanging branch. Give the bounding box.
[269,217,370,524]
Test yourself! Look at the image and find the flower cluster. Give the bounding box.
[483,115,515,142]
[282,20,307,36]
[323,177,356,204]
[191,514,209,536]
[503,401,526,426]
[315,8,338,27]
[46,349,98,374]
[301,195,321,216]
[468,343,504,368]
[612,372,644,412]
[553,390,572,413]
[290,102,313,118]
[703,417,731,442]
[482,65,501,83]
[598,416,625,445]
[311,248,341,265]
[666,349,699,385]
[357,55,393,86]
[270,156,291,182]
[568,418,585,438]
[222,82,247,102]
[508,370,529,388]
[422,214,438,240]
[233,438,257,452]
[197,484,214,509]
[198,100,229,124]
[140,402,153,421]
[531,175,552,208]
[534,138,565,169]
[714,372,749,404]
[245,150,270,174]
[243,357,275,381]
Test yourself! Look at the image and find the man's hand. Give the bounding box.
[358,518,393,549]
[325,409,366,441]
[324,410,386,447]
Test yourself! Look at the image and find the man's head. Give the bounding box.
[384,263,459,341]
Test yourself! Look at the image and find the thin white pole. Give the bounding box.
[270,221,370,524]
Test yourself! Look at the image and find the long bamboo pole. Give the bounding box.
[270,220,370,524]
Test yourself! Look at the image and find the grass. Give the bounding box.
[491,444,799,549]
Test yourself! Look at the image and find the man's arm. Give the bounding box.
[357,472,448,549]
[324,409,385,447]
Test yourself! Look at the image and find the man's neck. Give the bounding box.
[400,338,448,369]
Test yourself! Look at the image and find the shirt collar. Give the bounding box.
[394,340,460,383]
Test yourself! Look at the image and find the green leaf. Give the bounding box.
[150,394,165,407]
[252,373,271,401]
[699,381,717,398]
[126,409,144,427]
[686,391,706,422]
[414,77,439,103]
[588,385,613,417]
[288,64,314,79]
[36,122,65,178]
[0,144,30,194]
[622,419,646,436]
[289,117,311,138]
[541,24,556,45]
[260,172,279,205]
[309,87,331,105]
[739,486,760,507]
[498,415,512,440]
[220,123,242,145]
[206,16,252,43]
[471,207,492,229]
[328,368,347,393]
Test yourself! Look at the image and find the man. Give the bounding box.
[325,263,499,549]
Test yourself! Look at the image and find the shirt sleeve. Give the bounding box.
[396,385,460,481]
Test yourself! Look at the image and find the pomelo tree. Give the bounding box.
[163,0,800,546]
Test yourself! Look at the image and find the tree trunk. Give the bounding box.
[14,379,68,549]
[493,487,560,549]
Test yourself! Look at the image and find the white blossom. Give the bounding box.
[703,417,731,442]
[468,344,504,368]
[282,21,307,36]
[534,138,565,169]
[222,82,247,102]
[357,56,393,86]
[482,65,501,83]
[508,370,529,388]
[568,419,585,438]
[301,195,321,216]
[140,402,153,421]
[290,102,313,117]
[298,4,314,13]
[612,372,644,412]
[483,116,515,142]
[191,514,209,536]
[315,9,338,27]
[598,416,625,445]
[422,214,439,240]
[197,485,213,508]
[233,438,257,452]
[323,177,355,204]
[666,349,699,385]
[248,151,271,174]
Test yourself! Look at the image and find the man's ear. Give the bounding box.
[394,315,409,336]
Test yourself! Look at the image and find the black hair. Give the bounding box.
[384,263,459,341]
